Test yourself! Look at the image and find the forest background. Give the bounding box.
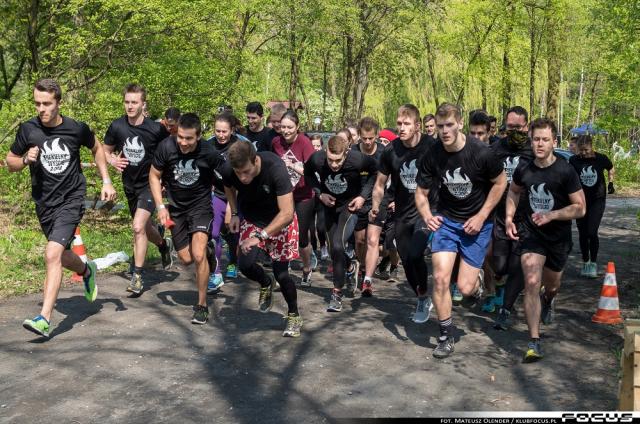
[0,0,638,295]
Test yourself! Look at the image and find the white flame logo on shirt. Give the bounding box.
[173,159,200,186]
[399,159,417,191]
[123,136,145,166]
[528,183,555,213]
[442,167,472,199]
[40,138,71,174]
[503,156,520,183]
[325,173,348,194]
[580,165,597,187]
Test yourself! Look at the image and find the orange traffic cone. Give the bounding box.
[592,262,623,324]
[71,227,88,282]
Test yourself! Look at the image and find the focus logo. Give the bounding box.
[561,413,633,423]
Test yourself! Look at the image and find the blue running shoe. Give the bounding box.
[225,264,237,279]
[207,273,224,294]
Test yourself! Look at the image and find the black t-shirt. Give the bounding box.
[417,138,504,222]
[569,152,613,201]
[245,126,277,152]
[490,138,535,226]
[152,137,224,210]
[304,149,378,210]
[379,134,437,221]
[221,152,293,228]
[10,116,96,208]
[104,116,169,192]
[351,141,385,164]
[512,156,582,242]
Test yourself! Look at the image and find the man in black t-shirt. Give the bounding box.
[305,136,377,311]
[506,118,585,363]
[569,136,615,278]
[245,102,277,152]
[416,103,506,359]
[221,142,303,337]
[104,84,172,295]
[371,104,436,325]
[7,79,116,338]
[150,113,224,326]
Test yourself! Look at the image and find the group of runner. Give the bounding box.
[7,79,616,363]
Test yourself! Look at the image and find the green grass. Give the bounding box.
[0,205,161,299]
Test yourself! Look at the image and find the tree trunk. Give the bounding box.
[288,31,297,104]
[340,35,355,123]
[546,32,560,122]
[27,0,40,73]
[501,1,515,117]
[528,6,537,117]
[424,32,439,108]
[588,73,600,123]
[576,67,585,127]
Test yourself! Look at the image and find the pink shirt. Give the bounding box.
[271,133,315,202]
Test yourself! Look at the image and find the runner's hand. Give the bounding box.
[608,182,615,194]
[109,152,129,173]
[229,215,240,233]
[348,196,365,212]
[101,183,117,201]
[531,212,552,226]
[319,193,335,207]
[463,213,485,235]
[368,208,378,223]
[505,221,519,240]
[157,208,169,226]
[240,237,260,254]
[24,146,39,165]
[388,202,395,213]
[426,215,443,232]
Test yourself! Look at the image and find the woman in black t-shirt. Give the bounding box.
[569,135,615,278]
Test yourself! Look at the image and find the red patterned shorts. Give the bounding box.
[239,215,300,262]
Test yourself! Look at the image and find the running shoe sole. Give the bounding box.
[22,319,50,338]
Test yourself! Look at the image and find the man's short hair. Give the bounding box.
[34,78,62,102]
[228,140,256,169]
[422,113,435,124]
[397,104,421,123]
[469,110,491,132]
[358,117,379,134]
[270,103,288,116]
[529,117,557,139]
[123,83,146,102]
[246,102,264,117]
[327,135,348,154]
[505,106,528,123]
[178,113,202,135]
[488,115,497,124]
[576,135,593,147]
[165,107,181,121]
[435,103,462,121]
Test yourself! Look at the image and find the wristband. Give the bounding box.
[102,178,112,185]
[157,204,166,210]
[259,229,269,240]
[231,211,238,216]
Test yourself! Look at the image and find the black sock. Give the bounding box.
[531,337,540,343]
[378,256,390,271]
[439,317,453,339]
[390,264,398,273]
[158,239,167,251]
[82,263,89,277]
[134,266,144,275]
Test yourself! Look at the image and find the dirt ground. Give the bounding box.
[0,197,638,423]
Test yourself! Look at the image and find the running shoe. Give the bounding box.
[282,313,303,337]
[320,245,329,261]
[475,269,485,299]
[451,283,463,304]
[191,304,210,325]
[207,273,225,294]
[580,262,590,277]
[310,250,318,272]
[83,261,98,302]
[481,296,496,313]
[158,239,171,270]
[344,260,359,298]
[127,272,144,295]
[258,275,275,313]
[493,286,505,307]
[388,265,399,281]
[433,336,455,359]
[361,279,373,297]
[412,297,433,323]
[23,315,50,338]
[327,288,343,312]
[588,262,598,278]
[300,271,312,287]
[226,264,238,279]
[540,293,555,325]
[374,267,390,281]
[523,340,543,363]
[494,307,511,331]
[327,264,334,275]
[126,260,134,278]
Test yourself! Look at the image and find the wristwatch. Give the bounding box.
[254,229,269,241]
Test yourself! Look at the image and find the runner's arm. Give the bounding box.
[5,150,33,172]
[505,182,522,225]
[149,165,165,207]
[415,186,433,223]
[371,172,388,213]
[262,192,295,237]
[475,170,507,221]
[224,186,238,215]
[547,190,586,221]
[91,137,116,200]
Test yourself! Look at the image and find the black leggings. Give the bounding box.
[576,198,606,262]
[221,229,238,265]
[325,207,357,289]
[395,217,429,296]
[498,248,525,312]
[237,246,298,314]
[295,198,316,249]
[310,200,326,251]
